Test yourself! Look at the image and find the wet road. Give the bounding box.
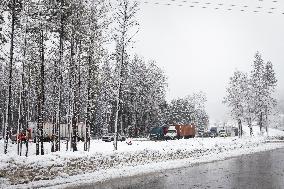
[71,148,284,189]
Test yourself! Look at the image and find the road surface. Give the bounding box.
[68,148,284,189]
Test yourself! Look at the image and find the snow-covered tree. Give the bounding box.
[250,52,266,132]
[262,61,277,133]
[0,0,171,155]
[224,52,278,135]
[167,92,209,129]
[127,57,167,135]
[251,53,277,133]
[83,0,110,151]
[112,0,139,150]
[224,71,249,137]
[3,0,23,154]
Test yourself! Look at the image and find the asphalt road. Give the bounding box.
[69,148,284,189]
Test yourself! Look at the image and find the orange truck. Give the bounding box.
[175,124,196,139]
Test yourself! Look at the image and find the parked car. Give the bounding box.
[219,130,227,137]
[210,127,218,135]
[202,131,211,138]
[210,132,217,138]
[11,132,17,144]
[165,126,177,140]
[149,127,166,140]
[102,133,126,142]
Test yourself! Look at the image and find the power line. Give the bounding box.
[140,0,284,15]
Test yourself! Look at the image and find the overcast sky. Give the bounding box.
[132,0,284,122]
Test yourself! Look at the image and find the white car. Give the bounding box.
[219,130,227,137]
[165,126,177,140]
[102,133,126,142]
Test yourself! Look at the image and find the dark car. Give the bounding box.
[210,127,218,137]
[210,132,217,138]
[10,133,17,144]
[149,127,165,140]
[202,131,211,138]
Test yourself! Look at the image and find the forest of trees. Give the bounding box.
[224,52,278,136]
[165,92,209,129]
[0,0,209,155]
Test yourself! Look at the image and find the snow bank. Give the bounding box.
[0,127,284,188]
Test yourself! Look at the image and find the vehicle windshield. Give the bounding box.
[150,127,162,134]
[210,128,217,132]
[167,130,176,133]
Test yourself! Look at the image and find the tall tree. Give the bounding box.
[224,52,278,135]
[0,1,8,137]
[167,92,208,130]
[34,1,46,155]
[251,52,266,132]
[262,61,277,134]
[4,0,21,154]
[224,71,249,137]
[84,0,111,151]
[113,0,139,150]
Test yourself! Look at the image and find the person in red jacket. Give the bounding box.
[17,131,26,142]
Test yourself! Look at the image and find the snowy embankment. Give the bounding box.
[1,127,284,189]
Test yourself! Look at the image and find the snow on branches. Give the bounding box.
[224,52,277,136]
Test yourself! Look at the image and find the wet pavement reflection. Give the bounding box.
[68,148,284,189]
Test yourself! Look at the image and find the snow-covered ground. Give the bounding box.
[1,127,284,189]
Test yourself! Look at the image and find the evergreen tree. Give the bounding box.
[251,52,266,132]
[224,71,249,137]
[224,52,278,135]
[167,92,209,130]
[263,61,277,134]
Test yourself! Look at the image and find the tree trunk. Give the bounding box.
[55,73,62,151]
[70,29,78,152]
[238,119,242,138]
[4,0,16,154]
[86,55,92,151]
[17,88,22,155]
[248,117,253,136]
[25,129,28,157]
[37,26,45,156]
[67,70,72,151]
[51,63,57,152]
[114,48,124,150]
[265,106,268,135]
[259,112,263,132]
[54,0,64,152]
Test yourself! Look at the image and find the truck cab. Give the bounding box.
[149,127,166,140]
[219,129,227,137]
[165,126,177,140]
[210,127,218,137]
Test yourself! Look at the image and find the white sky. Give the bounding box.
[133,0,284,121]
